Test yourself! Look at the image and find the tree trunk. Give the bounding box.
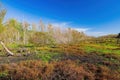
[0,41,14,56]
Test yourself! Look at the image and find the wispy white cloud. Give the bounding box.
[74,28,108,37]
[47,21,117,37]
[50,22,107,37]
[74,28,90,32]
[86,31,108,37]
[51,22,70,28]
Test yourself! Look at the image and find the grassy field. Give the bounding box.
[0,38,120,80]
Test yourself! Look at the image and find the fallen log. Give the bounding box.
[0,41,14,56]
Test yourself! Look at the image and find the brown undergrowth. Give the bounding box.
[0,60,120,80]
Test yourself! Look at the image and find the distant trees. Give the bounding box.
[22,21,30,44]
[0,3,87,46]
[28,20,87,46]
[39,19,45,32]
[70,29,86,44]
[0,19,23,44]
[0,16,87,46]
[116,33,120,44]
[29,32,53,46]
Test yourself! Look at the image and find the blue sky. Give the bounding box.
[1,0,120,36]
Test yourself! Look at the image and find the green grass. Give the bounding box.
[83,43,120,54]
[35,50,61,62]
[7,43,19,48]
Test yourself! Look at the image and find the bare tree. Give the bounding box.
[39,19,45,32]
[22,21,29,45]
[32,23,36,31]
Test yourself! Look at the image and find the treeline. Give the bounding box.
[0,5,87,46]
[1,4,117,46]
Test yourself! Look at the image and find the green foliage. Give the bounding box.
[29,32,56,46]
[0,71,8,78]
[6,19,23,32]
[0,24,4,33]
[0,5,6,33]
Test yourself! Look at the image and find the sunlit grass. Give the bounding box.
[35,50,61,62]
[83,43,120,54]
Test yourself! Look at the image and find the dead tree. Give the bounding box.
[0,41,14,56]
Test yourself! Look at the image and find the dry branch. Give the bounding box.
[0,41,14,56]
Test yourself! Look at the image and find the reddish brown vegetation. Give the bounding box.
[0,60,120,80]
[0,45,120,80]
[53,44,85,55]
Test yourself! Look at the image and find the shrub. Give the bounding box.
[0,60,120,80]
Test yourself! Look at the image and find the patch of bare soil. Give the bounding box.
[59,52,120,70]
[0,54,39,64]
